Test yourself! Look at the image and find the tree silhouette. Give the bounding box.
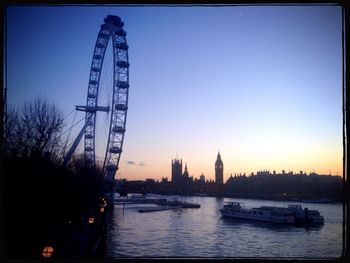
[4,97,65,158]
[3,106,22,156]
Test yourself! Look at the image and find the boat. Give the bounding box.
[193,193,208,197]
[220,202,295,224]
[127,193,146,199]
[138,206,182,213]
[181,202,201,208]
[287,204,324,224]
[301,197,332,204]
[157,198,201,208]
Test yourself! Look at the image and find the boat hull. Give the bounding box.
[294,216,324,225]
[220,209,294,224]
[288,205,325,225]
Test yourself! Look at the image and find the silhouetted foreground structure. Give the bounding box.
[3,13,132,258]
[4,154,108,259]
[4,97,109,258]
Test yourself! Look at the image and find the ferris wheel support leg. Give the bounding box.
[110,179,116,206]
[62,120,90,166]
[105,178,116,208]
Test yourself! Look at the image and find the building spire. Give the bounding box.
[217,149,221,160]
[215,149,223,185]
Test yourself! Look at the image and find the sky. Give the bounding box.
[5,5,343,181]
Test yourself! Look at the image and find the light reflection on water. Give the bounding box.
[106,196,343,258]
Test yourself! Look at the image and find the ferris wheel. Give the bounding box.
[63,15,129,181]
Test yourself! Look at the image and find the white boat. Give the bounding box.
[220,202,295,224]
[287,205,324,224]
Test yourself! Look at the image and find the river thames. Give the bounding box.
[105,196,343,259]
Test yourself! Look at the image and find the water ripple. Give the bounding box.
[106,197,343,258]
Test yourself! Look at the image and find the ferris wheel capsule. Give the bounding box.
[112,126,126,133]
[117,61,129,68]
[106,164,118,171]
[116,43,129,50]
[110,147,122,154]
[116,81,129,89]
[115,29,127,36]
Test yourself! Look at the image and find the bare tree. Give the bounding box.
[3,106,23,156]
[5,97,65,158]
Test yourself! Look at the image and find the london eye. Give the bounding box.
[63,15,129,183]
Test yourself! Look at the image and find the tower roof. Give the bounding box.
[217,150,222,160]
[183,163,189,177]
[216,150,223,165]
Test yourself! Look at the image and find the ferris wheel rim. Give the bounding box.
[84,15,129,180]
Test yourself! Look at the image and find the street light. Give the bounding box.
[101,197,107,207]
[88,217,95,224]
[42,246,54,258]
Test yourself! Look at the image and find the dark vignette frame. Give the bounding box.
[0,0,348,263]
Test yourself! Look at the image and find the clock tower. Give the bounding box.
[215,151,224,184]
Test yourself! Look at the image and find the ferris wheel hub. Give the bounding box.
[75,105,110,113]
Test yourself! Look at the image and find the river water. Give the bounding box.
[105,195,344,259]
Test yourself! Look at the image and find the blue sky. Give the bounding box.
[6,5,343,181]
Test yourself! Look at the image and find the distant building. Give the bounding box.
[171,158,194,193]
[257,170,270,176]
[215,151,224,184]
[161,177,168,183]
[171,158,191,180]
[171,158,183,184]
[199,173,205,183]
[183,163,189,181]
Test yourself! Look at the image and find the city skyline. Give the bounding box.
[6,5,343,181]
[137,153,341,183]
